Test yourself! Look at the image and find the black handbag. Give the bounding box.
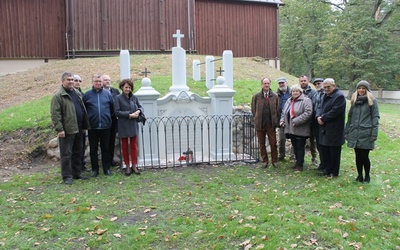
[137,112,146,125]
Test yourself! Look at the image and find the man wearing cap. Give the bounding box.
[276,77,291,161]
[299,75,318,165]
[251,77,281,168]
[311,78,325,171]
[73,74,90,172]
[73,75,83,94]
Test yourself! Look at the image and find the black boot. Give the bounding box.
[363,176,370,183]
[355,175,363,182]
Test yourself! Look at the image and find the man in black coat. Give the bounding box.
[316,78,346,178]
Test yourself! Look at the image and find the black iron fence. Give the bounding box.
[137,114,259,168]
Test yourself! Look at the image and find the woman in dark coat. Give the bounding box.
[345,80,380,183]
[114,79,144,176]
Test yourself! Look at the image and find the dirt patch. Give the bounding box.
[0,128,56,178]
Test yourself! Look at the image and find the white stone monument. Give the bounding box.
[205,56,215,90]
[135,69,161,165]
[120,50,130,80]
[192,59,201,81]
[222,50,233,89]
[169,29,189,93]
[124,30,236,167]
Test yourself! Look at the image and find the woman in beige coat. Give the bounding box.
[280,85,313,171]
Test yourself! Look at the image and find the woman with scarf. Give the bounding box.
[345,80,380,183]
[280,85,313,172]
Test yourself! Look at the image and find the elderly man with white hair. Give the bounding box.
[316,78,346,179]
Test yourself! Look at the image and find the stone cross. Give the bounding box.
[141,68,151,77]
[216,67,224,76]
[173,29,184,47]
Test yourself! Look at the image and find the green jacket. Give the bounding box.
[345,99,379,150]
[50,86,89,134]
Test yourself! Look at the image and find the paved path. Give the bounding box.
[0,59,56,76]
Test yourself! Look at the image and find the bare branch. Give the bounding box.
[318,0,345,11]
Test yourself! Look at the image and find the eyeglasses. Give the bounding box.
[74,80,82,82]
[323,86,332,89]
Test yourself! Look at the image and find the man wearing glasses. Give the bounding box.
[73,74,90,173]
[102,74,120,167]
[83,74,115,177]
[316,78,346,178]
[311,78,324,171]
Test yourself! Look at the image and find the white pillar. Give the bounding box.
[222,50,233,89]
[192,59,201,81]
[169,46,189,93]
[135,77,161,167]
[120,50,130,80]
[207,76,236,161]
[205,56,214,90]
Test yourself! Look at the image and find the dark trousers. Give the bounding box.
[256,127,278,164]
[319,144,342,176]
[88,128,111,173]
[354,148,371,177]
[80,131,86,169]
[278,127,286,158]
[58,131,83,180]
[109,118,118,164]
[290,136,307,167]
[313,122,324,168]
[308,125,317,160]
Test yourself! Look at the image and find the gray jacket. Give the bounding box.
[280,94,312,137]
[114,93,144,138]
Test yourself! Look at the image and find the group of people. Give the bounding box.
[50,72,144,185]
[252,75,379,182]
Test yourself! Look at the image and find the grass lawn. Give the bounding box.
[1,124,399,249]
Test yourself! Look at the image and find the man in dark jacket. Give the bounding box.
[311,78,325,171]
[251,77,281,168]
[51,72,90,184]
[276,77,291,161]
[316,78,346,178]
[83,74,114,177]
[73,74,90,173]
[102,74,120,167]
[299,75,318,165]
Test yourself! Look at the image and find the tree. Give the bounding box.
[279,0,400,89]
[316,0,400,89]
[279,0,334,79]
